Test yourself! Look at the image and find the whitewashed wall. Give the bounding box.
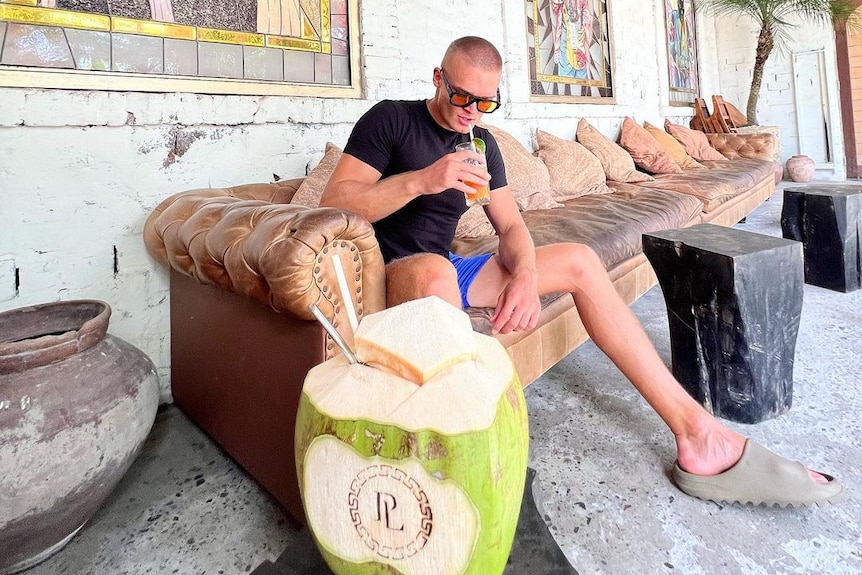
[708,12,845,179]
[1,0,800,402]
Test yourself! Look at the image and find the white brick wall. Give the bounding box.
[0,0,840,401]
[711,11,844,176]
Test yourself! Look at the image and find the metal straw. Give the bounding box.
[310,304,358,364]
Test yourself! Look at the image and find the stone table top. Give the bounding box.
[784,185,862,198]
[643,223,798,258]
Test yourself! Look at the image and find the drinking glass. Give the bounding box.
[455,142,491,206]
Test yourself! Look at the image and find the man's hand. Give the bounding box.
[489,270,541,335]
[418,150,490,197]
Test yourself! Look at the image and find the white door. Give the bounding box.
[793,50,832,164]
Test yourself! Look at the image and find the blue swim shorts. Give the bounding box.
[448,252,493,308]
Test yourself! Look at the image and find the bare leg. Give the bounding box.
[469,243,824,480]
[385,253,461,308]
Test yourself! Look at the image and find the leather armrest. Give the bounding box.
[143,182,386,329]
[706,132,777,161]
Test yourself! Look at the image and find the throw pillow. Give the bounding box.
[483,124,562,211]
[664,120,728,161]
[618,117,682,175]
[291,142,342,208]
[643,121,705,169]
[455,205,495,238]
[575,119,654,183]
[535,129,613,201]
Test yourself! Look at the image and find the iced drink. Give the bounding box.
[455,141,491,206]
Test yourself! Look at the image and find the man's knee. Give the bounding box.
[415,255,459,298]
[558,243,606,281]
[386,254,460,307]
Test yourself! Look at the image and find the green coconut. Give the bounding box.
[295,296,530,575]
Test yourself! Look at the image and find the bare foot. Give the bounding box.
[674,418,828,484]
[674,418,746,476]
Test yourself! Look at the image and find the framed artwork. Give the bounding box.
[526,0,614,102]
[0,0,360,96]
[664,0,699,106]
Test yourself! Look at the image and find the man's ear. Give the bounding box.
[432,67,442,87]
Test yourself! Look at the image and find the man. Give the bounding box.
[320,36,844,506]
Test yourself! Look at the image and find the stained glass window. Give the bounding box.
[0,0,358,95]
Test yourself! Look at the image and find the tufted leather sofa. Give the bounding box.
[706,132,777,161]
[143,130,777,523]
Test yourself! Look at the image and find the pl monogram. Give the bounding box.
[348,464,435,560]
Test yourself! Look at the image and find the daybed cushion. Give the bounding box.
[575,119,654,184]
[664,120,728,161]
[618,118,682,175]
[457,124,574,240]
[637,158,775,212]
[292,142,342,208]
[483,124,563,211]
[455,206,495,238]
[535,129,613,201]
[644,122,705,169]
[452,185,702,270]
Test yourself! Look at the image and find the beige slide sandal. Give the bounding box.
[672,440,847,507]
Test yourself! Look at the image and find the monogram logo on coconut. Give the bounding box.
[348,464,434,560]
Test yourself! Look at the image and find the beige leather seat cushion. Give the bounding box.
[638,158,775,212]
[452,186,702,270]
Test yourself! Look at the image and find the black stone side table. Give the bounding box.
[781,186,862,293]
[642,224,803,424]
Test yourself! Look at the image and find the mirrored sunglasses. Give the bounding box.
[440,70,500,114]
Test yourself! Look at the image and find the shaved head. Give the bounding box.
[441,36,503,72]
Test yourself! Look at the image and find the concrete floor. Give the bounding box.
[24,186,862,575]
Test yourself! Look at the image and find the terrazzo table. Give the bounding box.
[643,224,803,424]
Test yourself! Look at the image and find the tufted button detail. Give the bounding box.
[707,132,776,162]
[142,182,386,321]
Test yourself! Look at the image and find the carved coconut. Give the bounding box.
[295,296,529,575]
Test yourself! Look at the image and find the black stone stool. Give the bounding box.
[642,224,803,424]
[781,186,862,292]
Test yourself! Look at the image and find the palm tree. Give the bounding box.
[695,0,861,125]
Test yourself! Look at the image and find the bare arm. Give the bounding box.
[320,151,490,223]
[483,187,541,334]
[485,187,537,277]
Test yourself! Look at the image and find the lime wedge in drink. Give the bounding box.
[472,138,486,154]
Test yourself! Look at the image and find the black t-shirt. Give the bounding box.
[343,100,507,263]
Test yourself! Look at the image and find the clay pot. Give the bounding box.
[785,155,815,183]
[0,300,159,574]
